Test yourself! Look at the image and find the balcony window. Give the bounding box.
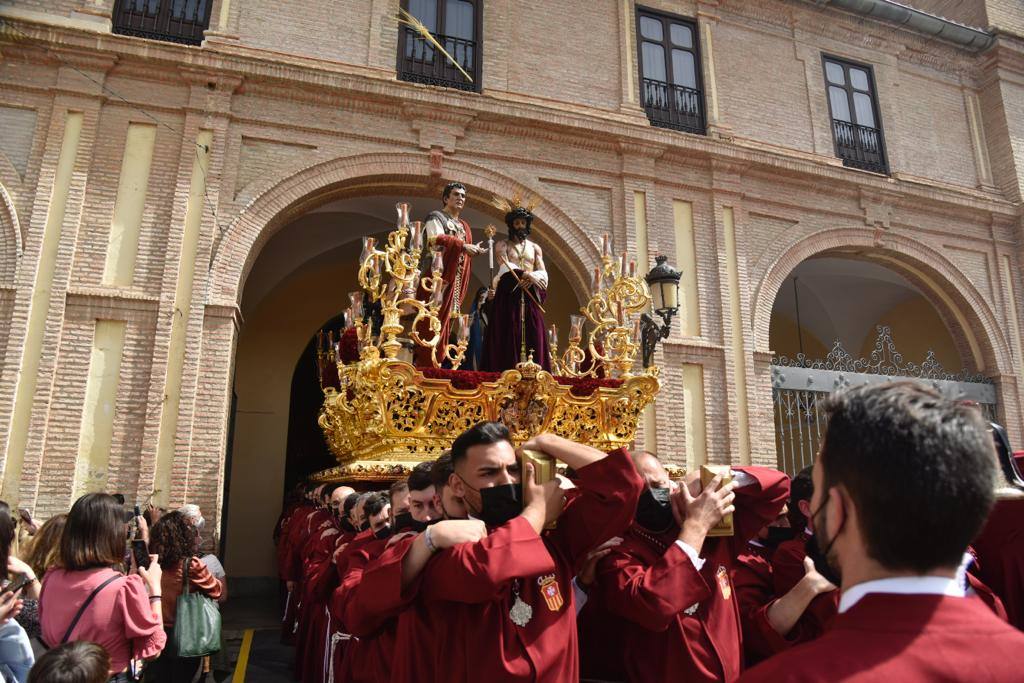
[112,0,211,46]
[823,56,888,174]
[636,8,704,135]
[398,0,481,92]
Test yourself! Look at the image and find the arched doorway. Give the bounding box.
[765,252,1001,475]
[220,187,588,585]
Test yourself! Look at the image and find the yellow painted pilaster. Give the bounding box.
[723,206,751,464]
[154,131,212,506]
[673,200,701,336]
[1002,256,1024,376]
[103,123,156,287]
[701,21,721,126]
[682,363,707,468]
[633,191,649,267]
[74,320,126,497]
[3,112,83,500]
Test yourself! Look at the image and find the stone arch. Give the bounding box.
[752,227,1013,378]
[208,152,600,306]
[0,183,21,284]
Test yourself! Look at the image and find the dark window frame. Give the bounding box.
[397,0,483,93]
[635,6,705,135]
[821,54,889,175]
[111,0,212,46]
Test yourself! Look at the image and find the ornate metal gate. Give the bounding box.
[771,326,997,475]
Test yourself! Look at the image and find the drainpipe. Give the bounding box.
[809,0,994,50]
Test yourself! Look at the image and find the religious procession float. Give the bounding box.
[312,189,680,483]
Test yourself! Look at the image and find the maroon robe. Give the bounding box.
[734,541,789,665]
[972,497,1024,629]
[481,268,550,372]
[737,593,1024,682]
[280,503,316,643]
[297,525,346,683]
[334,537,394,683]
[593,467,789,683]
[770,532,839,642]
[293,514,335,680]
[414,213,473,368]
[326,530,377,682]
[357,449,642,683]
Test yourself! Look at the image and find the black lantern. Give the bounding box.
[640,255,682,367]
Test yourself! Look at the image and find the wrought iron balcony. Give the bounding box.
[641,78,704,135]
[832,119,888,174]
[398,28,478,92]
[112,0,212,46]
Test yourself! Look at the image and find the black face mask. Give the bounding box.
[476,483,522,528]
[764,526,796,547]
[373,524,393,541]
[359,520,369,532]
[806,503,842,586]
[393,512,427,533]
[339,518,355,534]
[635,487,674,533]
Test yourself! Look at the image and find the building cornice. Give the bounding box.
[0,15,1016,221]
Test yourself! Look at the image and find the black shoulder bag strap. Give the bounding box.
[60,571,123,644]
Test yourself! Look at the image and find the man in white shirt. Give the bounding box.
[740,381,1024,682]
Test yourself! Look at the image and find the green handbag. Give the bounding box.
[171,558,222,658]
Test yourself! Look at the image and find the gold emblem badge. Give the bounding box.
[538,574,564,612]
[716,565,731,600]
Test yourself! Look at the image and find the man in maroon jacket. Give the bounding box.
[353,423,642,682]
[740,381,1024,682]
[592,451,788,682]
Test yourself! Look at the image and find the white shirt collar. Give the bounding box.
[839,576,964,613]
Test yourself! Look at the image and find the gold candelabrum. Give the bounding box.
[548,234,654,379]
[353,203,469,369]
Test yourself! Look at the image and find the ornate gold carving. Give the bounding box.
[317,356,659,482]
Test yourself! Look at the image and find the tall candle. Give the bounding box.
[632,317,642,342]
[457,314,470,342]
[602,234,610,257]
[628,260,636,277]
[548,324,558,348]
[616,300,624,325]
[593,267,603,291]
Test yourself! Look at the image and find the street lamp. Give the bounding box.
[640,255,682,367]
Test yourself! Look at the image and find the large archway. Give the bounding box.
[758,237,1015,475]
[219,178,591,586]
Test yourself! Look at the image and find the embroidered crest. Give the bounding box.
[537,574,564,612]
[716,565,731,600]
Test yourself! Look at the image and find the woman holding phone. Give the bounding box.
[0,501,34,682]
[39,493,166,682]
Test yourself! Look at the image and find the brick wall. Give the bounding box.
[0,0,1021,573]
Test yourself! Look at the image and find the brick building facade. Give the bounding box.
[1,0,1023,580]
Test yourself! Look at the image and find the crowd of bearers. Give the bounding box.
[276,381,1024,683]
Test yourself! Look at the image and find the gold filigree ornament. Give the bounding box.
[315,212,661,483]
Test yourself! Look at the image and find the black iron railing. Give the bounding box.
[112,0,211,46]
[832,119,888,174]
[398,27,477,92]
[641,78,704,135]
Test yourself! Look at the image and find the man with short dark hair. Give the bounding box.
[357,421,643,682]
[740,382,1024,682]
[407,461,442,528]
[430,450,467,519]
[389,480,412,531]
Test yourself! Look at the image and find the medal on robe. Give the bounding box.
[510,581,533,627]
[683,603,699,616]
[537,574,564,612]
[716,565,732,600]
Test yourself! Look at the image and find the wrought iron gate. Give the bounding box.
[771,326,997,475]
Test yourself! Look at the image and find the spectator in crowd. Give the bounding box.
[0,502,34,682]
[144,512,223,683]
[39,493,165,681]
[23,515,67,586]
[739,382,1024,681]
[27,641,109,683]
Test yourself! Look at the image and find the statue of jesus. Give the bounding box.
[414,181,485,367]
[482,200,551,372]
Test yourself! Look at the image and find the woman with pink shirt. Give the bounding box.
[39,494,166,682]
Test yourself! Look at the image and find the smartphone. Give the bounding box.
[3,575,32,595]
[132,539,150,570]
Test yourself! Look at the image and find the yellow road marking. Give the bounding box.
[232,629,254,683]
